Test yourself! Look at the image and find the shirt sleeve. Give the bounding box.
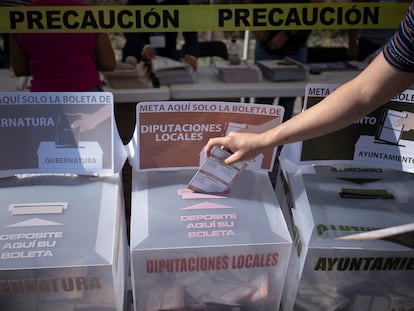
[383,0,414,72]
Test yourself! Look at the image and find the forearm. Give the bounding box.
[205,52,414,165]
[262,53,414,149]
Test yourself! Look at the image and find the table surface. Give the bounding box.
[0,66,360,102]
[0,68,170,103]
[169,65,360,100]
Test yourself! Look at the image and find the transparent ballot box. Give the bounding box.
[130,169,292,311]
[0,174,128,311]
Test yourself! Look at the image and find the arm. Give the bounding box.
[182,31,199,71]
[9,34,30,76]
[95,33,116,71]
[205,53,414,164]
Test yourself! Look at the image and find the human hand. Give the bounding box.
[183,54,197,72]
[204,131,267,165]
[141,45,156,61]
[395,111,414,131]
[71,113,101,132]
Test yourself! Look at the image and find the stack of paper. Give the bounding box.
[257,58,307,81]
[151,56,197,85]
[103,61,153,89]
[213,60,263,83]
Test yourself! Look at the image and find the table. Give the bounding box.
[169,66,360,100]
[1,67,360,102]
[0,68,24,92]
[103,84,169,103]
[0,69,170,103]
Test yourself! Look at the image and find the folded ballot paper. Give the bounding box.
[151,56,197,85]
[213,60,263,83]
[187,146,247,193]
[336,222,414,249]
[257,57,307,81]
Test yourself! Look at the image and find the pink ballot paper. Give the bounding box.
[187,146,247,193]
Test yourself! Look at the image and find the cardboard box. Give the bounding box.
[0,174,128,311]
[130,169,292,311]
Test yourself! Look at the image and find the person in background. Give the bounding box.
[246,0,312,121]
[205,1,414,165]
[0,0,33,68]
[122,0,199,72]
[9,0,116,92]
[348,0,409,63]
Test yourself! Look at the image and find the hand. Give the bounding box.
[204,118,281,164]
[183,54,197,72]
[70,105,111,132]
[394,111,414,131]
[71,113,100,132]
[205,131,267,165]
[141,45,156,61]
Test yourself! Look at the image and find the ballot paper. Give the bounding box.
[336,222,414,249]
[187,146,247,193]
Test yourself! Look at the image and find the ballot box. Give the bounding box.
[277,164,414,310]
[0,174,129,311]
[128,100,290,311]
[130,169,292,311]
[275,84,414,310]
[0,92,129,311]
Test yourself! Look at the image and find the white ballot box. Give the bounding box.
[0,174,129,311]
[275,84,414,310]
[130,169,292,311]
[276,164,414,310]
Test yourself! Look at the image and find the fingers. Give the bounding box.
[142,46,155,61]
[394,118,404,127]
[183,55,197,72]
[223,152,241,165]
[205,137,226,158]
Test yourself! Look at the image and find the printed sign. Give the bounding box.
[290,84,414,172]
[1,3,407,33]
[0,92,124,176]
[131,101,284,171]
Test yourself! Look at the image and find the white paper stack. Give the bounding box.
[103,61,153,89]
[151,56,197,85]
[257,58,307,81]
[213,60,262,83]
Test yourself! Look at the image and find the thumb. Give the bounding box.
[223,152,241,165]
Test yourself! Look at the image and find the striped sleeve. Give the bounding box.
[383,0,414,72]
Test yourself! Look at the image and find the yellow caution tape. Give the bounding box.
[0,3,408,33]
